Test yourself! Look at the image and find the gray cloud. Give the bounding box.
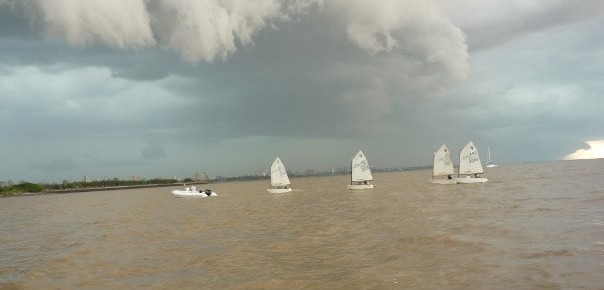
[2,0,469,70]
[2,0,319,62]
[148,0,281,62]
[30,156,79,173]
[326,0,469,81]
[32,0,155,49]
[141,144,167,160]
[434,0,604,51]
[0,0,603,182]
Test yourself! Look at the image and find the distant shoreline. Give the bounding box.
[2,181,210,198]
[2,166,435,198]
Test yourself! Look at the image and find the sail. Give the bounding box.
[433,144,455,177]
[270,157,291,186]
[351,150,373,182]
[458,141,484,175]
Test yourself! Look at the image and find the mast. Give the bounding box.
[432,152,435,179]
[350,158,353,185]
[458,148,461,178]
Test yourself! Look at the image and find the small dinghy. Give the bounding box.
[431,144,458,184]
[455,141,488,184]
[171,186,217,198]
[348,150,374,190]
[267,157,293,194]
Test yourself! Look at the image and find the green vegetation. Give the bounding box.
[0,178,192,196]
[0,182,44,196]
[45,178,182,191]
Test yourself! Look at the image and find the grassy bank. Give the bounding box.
[0,179,208,197]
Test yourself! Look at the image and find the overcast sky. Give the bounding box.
[1,0,603,182]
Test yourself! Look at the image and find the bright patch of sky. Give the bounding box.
[565,140,604,160]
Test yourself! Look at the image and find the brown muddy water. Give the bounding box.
[1,159,603,289]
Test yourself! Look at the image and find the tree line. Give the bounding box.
[0,178,194,197]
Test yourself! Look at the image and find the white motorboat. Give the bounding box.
[171,186,217,198]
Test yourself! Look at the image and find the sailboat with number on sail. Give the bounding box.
[348,150,374,190]
[455,141,488,184]
[431,144,458,184]
[267,157,293,193]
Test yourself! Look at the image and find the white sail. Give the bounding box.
[351,150,373,182]
[458,141,484,175]
[433,144,455,177]
[486,147,498,167]
[270,157,291,187]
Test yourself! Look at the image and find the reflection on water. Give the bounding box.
[1,159,603,289]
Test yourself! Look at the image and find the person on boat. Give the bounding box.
[204,189,212,196]
[474,173,481,178]
[447,175,452,179]
[363,181,368,185]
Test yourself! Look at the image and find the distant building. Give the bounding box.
[194,171,208,182]
[132,175,141,181]
[83,176,92,183]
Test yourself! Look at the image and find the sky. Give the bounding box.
[1,0,603,182]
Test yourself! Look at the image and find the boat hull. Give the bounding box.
[171,190,217,198]
[348,184,374,190]
[430,179,458,185]
[486,164,498,168]
[454,177,488,184]
[267,188,293,194]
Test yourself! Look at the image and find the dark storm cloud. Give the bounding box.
[0,4,38,39]
[0,0,603,181]
[149,8,470,141]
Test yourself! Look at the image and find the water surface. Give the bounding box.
[1,159,603,289]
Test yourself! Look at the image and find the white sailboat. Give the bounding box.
[431,144,457,184]
[348,150,374,190]
[267,157,293,194]
[486,147,498,168]
[455,141,488,184]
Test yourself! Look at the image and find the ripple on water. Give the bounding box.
[2,160,604,289]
